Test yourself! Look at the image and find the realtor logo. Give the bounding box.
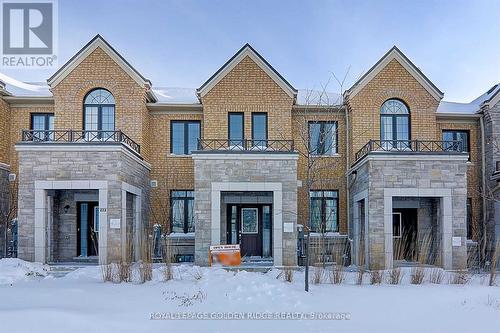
[1,0,58,67]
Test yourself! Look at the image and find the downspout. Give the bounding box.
[480,115,487,261]
[344,101,352,258]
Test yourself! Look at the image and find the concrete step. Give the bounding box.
[48,262,98,277]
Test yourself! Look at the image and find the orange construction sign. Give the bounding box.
[209,244,241,266]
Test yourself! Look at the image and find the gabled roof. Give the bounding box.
[482,84,500,108]
[345,46,444,102]
[47,35,152,88]
[196,43,297,99]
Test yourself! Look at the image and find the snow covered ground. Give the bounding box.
[0,259,499,333]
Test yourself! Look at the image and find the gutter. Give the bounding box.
[3,96,54,104]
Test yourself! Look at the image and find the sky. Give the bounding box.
[2,0,500,102]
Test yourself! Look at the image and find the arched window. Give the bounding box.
[380,99,410,149]
[83,88,115,139]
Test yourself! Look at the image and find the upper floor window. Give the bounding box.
[31,113,54,141]
[310,190,339,233]
[171,190,195,233]
[171,121,200,155]
[380,99,410,149]
[309,121,338,155]
[83,88,115,139]
[251,112,267,148]
[228,112,244,147]
[442,130,469,153]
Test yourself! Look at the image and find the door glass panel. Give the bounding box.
[396,116,409,149]
[79,203,88,257]
[381,116,393,149]
[93,206,99,232]
[262,206,271,257]
[230,206,237,244]
[241,208,258,234]
[172,122,185,155]
[32,114,46,141]
[229,113,244,147]
[48,115,54,140]
[85,106,99,141]
[101,106,115,140]
[393,213,402,238]
[187,122,200,154]
[252,113,267,148]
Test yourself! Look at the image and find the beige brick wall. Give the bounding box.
[0,99,10,165]
[292,110,348,234]
[8,105,55,175]
[201,56,294,140]
[347,59,440,161]
[437,120,482,239]
[50,47,152,161]
[148,112,203,228]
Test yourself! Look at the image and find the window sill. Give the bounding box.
[168,153,193,158]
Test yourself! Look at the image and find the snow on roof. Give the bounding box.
[437,84,500,114]
[151,87,199,104]
[3,82,52,97]
[296,89,342,106]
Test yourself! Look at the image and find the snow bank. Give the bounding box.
[0,261,499,333]
[0,258,48,284]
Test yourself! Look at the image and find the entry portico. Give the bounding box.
[193,151,298,266]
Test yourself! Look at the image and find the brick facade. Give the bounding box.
[0,38,495,268]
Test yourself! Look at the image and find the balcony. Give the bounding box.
[354,139,465,165]
[20,129,141,155]
[197,139,295,153]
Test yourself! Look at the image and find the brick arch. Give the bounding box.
[76,82,120,106]
[375,89,418,112]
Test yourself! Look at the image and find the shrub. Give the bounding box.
[428,268,444,284]
[330,264,346,284]
[410,267,425,285]
[370,270,383,285]
[387,267,403,285]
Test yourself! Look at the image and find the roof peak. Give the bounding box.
[47,34,151,88]
[196,43,297,99]
[345,45,444,101]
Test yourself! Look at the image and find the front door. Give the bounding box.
[393,208,417,261]
[77,202,99,257]
[227,204,272,258]
[240,207,261,257]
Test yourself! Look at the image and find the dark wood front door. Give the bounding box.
[227,205,265,257]
[240,207,261,257]
[77,202,99,257]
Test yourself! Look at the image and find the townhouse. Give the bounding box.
[0,35,498,269]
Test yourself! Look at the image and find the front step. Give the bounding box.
[223,257,274,272]
[48,262,98,278]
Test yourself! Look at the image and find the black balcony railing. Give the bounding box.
[354,139,464,164]
[21,130,141,155]
[197,139,295,153]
